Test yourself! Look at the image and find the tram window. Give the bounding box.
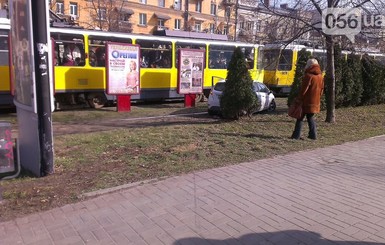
[262,50,277,70]
[208,45,234,69]
[51,33,85,67]
[175,42,206,67]
[239,46,254,69]
[262,49,293,71]
[0,36,9,66]
[278,50,293,71]
[0,35,8,51]
[89,36,132,67]
[136,39,172,68]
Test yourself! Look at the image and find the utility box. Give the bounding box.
[0,122,14,174]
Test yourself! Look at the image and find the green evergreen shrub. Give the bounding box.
[220,47,257,119]
[377,60,385,104]
[361,55,385,105]
[287,48,311,107]
[342,54,363,107]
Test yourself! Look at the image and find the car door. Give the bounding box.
[253,82,267,111]
[258,83,271,111]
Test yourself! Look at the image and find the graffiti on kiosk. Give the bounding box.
[0,129,14,172]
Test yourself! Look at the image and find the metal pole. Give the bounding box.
[234,0,239,41]
[226,6,231,36]
[98,0,102,30]
[31,0,54,176]
[183,0,189,31]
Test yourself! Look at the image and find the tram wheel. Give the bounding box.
[87,93,107,109]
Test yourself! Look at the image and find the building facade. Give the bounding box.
[0,0,319,44]
[48,0,234,38]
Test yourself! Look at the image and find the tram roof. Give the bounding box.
[153,29,228,41]
[49,27,260,47]
[0,17,10,30]
[262,43,307,50]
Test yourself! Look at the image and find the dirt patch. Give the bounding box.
[53,112,215,135]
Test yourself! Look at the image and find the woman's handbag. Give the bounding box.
[288,99,303,119]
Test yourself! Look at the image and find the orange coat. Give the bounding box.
[298,64,324,114]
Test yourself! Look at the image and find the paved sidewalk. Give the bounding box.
[1,136,385,245]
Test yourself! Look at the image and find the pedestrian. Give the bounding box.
[290,58,324,140]
[95,47,106,67]
[63,43,82,66]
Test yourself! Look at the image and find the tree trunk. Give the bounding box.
[325,35,336,123]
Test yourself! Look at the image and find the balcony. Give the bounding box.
[70,15,78,21]
[156,25,169,31]
[222,0,236,6]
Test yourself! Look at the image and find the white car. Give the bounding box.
[208,80,276,115]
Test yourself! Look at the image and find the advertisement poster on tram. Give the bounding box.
[177,49,205,94]
[106,43,140,95]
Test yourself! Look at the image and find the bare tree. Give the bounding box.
[84,0,133,32]
[257,0,385,123]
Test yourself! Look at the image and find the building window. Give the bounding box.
[174,19,181,30]
[139,13,147,25]
[158,0,165,7]
[209,23,215,33]
[56,1,64,14]
[195,1,201,12]
[158,19,165,27]
[210,4,216,15]
[120,13,131,22]
[69,2,78,17]
[225,7,231,19]
[174,0,181,10]
[139,0,147,4]
[97,8,106,20]
[246,21,253,31]
[256,20,261,32]
[239,21,244,29]
[194,22,201,32]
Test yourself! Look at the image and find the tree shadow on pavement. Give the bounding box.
[173,230,382,245]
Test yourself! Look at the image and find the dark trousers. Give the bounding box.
[291,113,317,140]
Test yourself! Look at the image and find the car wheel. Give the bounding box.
[268,100,276,112]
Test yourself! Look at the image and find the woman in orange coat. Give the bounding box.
[291,58,324,140]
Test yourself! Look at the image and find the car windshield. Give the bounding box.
[215,81,265,92]
[214,82,226,92]
[253,82,270,93]
[252,82,258,92]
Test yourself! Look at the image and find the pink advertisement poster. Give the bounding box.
[106,43,140,95]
